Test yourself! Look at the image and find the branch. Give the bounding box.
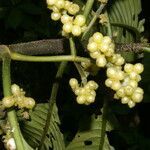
[38,62,67,150]
[0,40,149,57]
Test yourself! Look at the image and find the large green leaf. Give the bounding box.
[107,0,145,43]
[66,114,113,150]
[21,103,65,150]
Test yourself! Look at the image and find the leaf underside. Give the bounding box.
[20,103,65,150]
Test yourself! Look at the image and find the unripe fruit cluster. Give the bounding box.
[47,0,86,36]
[69,78,98,105]
[105,63,144,108]
[87,32,125,68]
[2,84,35,109]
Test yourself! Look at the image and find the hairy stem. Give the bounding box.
[82,3,106,40]
[105,11,112,38]
[10,52,90,63]
[38,62,67,150]
[99,99,108,150]
[83,0,94,20]
[69,37,77,56]
[2,57,25,150]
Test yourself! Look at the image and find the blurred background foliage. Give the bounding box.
[0,0,150,150]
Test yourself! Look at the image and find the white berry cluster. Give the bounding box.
[87,32,144,108]
[46,0,86,36]
[105,63,144,108]
[2,84,35,109]
[87,32,123,67]
[69,78,98,105]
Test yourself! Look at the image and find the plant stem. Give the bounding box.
[38,62,67,150]
[105,11,112,38]
[83,0,94,20]
[82,3,106,40]
[69,37,77,56]
[2,57,25,150]
[10,52,90,63]
[74,63,87,85]
[99,99,108,150]
[142,47,150,53]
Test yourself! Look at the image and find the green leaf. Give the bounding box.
[107,0,145,43]
[21,103,65,150]
[66,114,113,150]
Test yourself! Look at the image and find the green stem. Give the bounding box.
[105,11,112,38]
[74,63,87,85]
[82,3,106,40]
[38,62,67,150]
[83,0,94,20]
[99,99,108,150]
[69,37,77,56]
[10,52,90,63]
[142,47,150,53]
[2,57,25,150]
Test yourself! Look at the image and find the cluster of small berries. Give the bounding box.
[105,63,144,108]
[46,0,86,36]
[2,84,35,109]
[69,78,98,105]
[87,32,119,67]
[87,32,144,108]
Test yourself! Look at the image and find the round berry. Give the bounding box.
[69,78,78,89]
[105,78,113,87]
[76,95,86,104]
[128,100,135,108]
[51,12,61,21]
[47,0,56,5]
[61,15,72,24]
[93,32,103,43]
[72,25,81,36]
[11,84,21,96]
[121,97,130,104]
[124,85,134,96]
[86,95,95,103]
[124,63,134,73]
[111,81,121,91]
[134,63,144,74]
[74,15,86,27]
[2,96,15,108]
[55,0,65,9]
[132,92,143,103]
[116,88,125,98]
[68,4,80,15]
[63,22,73,33]
[96,55,107,67]
[24,97,35,109]
[106,67,116,79]
[102,36,112,44]
[87,42,98,52]
[90,51,101,59]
